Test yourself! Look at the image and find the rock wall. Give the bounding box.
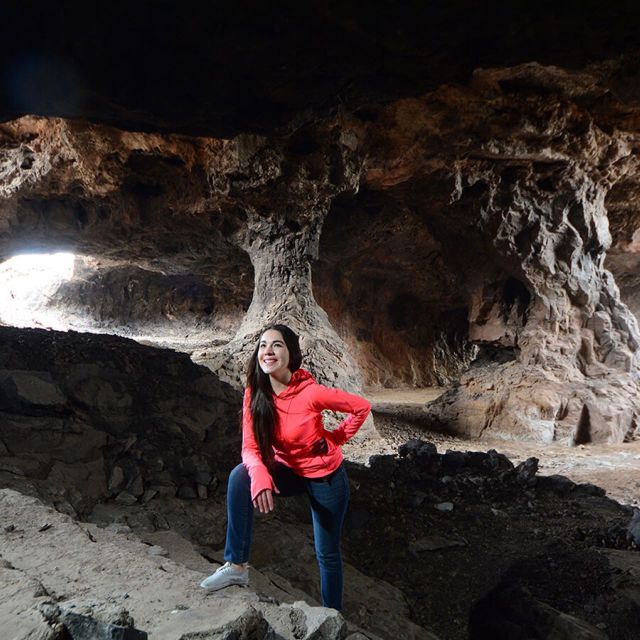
[356,63,640,443]
[3,60,640,442]
[0,117,370,398]
[0,326,241,515]
[315,195,477,387]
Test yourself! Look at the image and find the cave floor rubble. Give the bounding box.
[5,385,640,640]
[1,488,379,640]
[361,388,640,508]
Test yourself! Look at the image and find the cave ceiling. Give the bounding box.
[2,1,640,138]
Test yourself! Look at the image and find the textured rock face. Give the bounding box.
[3,43,640,444]
[198,125,367,393]
[53,258,248,336]
[0,326,241,515]
[356,63,640,443]
[0,117,368,399]
[315,197,477,387]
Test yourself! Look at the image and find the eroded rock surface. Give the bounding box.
[0,116,371,403]
[0,488,373,640]
[4,58,640,443]
[0,326,240,515]
[6,433,640,640]
[355,63,640,442]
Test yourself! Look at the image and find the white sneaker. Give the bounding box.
[200,562,249,591]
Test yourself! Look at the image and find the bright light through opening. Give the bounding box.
[0,252,75,329]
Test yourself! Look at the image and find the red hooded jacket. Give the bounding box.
[241,369,371,500]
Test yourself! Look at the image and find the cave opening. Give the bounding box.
[0,251,75,329]
[0,247,254,355]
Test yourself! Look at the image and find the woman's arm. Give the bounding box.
[307,385,372,445]
[241,389,276,501]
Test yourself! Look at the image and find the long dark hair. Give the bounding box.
[246,324,303,466]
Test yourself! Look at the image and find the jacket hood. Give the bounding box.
[277,368,315,399]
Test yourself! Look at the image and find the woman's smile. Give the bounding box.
[260,355,280,369]
[258,329,291,376]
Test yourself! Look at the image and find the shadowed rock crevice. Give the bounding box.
[468,548,640,640]
[315,192,477,387]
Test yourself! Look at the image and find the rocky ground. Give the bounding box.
[1,488,359,640]
[365,388,640,508]
[6,415,640,640]
[342,438,640,640]
[7,430,640,640]
[3,329,640,639]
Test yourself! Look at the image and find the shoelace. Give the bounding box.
[217,562,233,573]
[218,562,245,575]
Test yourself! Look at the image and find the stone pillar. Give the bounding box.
[208,209,360,385]
[427,165,640,444]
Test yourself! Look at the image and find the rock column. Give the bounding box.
[206,208,366,395]
[428,163,640,443]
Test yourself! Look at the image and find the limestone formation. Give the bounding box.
[198,124,368,394]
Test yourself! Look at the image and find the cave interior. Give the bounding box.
[4,3,640,640]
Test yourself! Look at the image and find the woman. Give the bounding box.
[200,324,371,610]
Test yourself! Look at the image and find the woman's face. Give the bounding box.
[258,329,291,377]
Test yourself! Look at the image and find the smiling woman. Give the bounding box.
[200,323,371,611]
[0,252,75,329]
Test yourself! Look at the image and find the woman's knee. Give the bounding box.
[315,547,342,571]
[228,463,250,490]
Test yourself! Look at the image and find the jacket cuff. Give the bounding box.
[249,466,274,502]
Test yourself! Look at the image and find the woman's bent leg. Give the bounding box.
[224,463,254,564]
[307,464,350,610]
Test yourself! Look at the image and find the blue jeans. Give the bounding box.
[224,461,350,610]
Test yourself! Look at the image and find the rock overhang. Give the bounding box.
[2,2,640,137]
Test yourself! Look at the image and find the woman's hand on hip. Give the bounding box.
[253,487,279,513]
[310,437,329,455]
